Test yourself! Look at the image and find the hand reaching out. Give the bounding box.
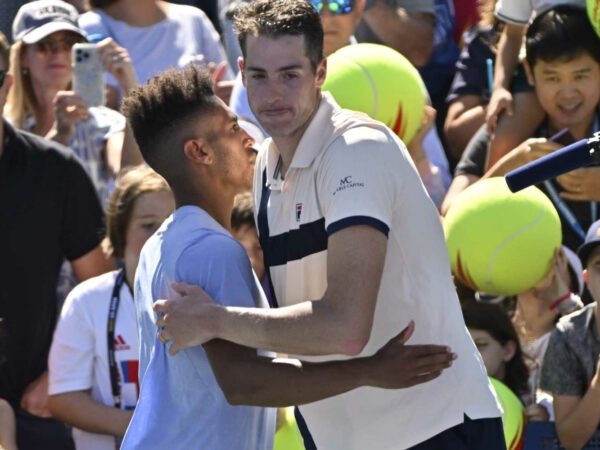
[557,167,600,202]
[366,320,456,389]
[208,61,234,105]
[96,38,139,96]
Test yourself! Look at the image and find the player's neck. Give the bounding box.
[175,190,234,232]
[271,103,321,177]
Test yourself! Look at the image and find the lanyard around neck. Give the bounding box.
[543,180,596,240]
[107,267,126,409]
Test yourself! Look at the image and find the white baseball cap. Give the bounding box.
[12,0,86,44]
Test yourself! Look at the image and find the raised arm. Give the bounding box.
[552,360,600,450]
[485,23,525,131]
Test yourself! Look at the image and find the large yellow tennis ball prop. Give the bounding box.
[273,407,304,450]
[444,177,561,296]
[489,377,525,450]
[322,43,426,145]
[588,0,600,37]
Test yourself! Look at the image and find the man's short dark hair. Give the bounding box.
[526,5,600,69]
[121,64,217,185]
[232,0,324,71]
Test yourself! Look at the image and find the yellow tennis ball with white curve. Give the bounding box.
[444,177,561,296]
[322,43,426,146]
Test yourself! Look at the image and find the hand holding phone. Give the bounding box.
[72,43,105,107]
[549,128,576,146]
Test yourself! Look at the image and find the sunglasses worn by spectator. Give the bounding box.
[33,36,83,54]
[310,0,353,15]
[0,70,6,88]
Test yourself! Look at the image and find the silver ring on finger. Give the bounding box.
[158,330,168,344]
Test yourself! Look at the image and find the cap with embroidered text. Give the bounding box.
[12,0,86,44]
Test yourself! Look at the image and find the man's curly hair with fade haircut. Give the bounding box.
[121,64,218,186]
[232,0,324,72]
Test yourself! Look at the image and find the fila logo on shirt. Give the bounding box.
[114,335,131,351]
[333,175,364,196]
[296,203,303,222]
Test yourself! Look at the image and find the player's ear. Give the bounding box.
[315,57,327,88]
[238,57,247,87]
[183,138,213,165]
[523,60,535,86]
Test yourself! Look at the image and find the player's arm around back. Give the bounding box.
[204,320,455,407]
[159,224,387,356]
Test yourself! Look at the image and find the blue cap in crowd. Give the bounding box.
[577,220,600,266]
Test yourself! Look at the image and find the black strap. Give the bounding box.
[107,267,126,409]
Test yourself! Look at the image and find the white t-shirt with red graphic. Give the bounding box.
[49,270,139,450]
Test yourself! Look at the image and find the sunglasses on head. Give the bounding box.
[0,70,6,88]
[310,0,353,15]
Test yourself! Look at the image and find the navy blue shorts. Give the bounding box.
[408,415,506,450]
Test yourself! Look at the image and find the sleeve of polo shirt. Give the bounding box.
[540,326,588,396]
[494,0,533,26]
[317,126,407,238]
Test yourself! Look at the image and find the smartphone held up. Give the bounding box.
[72,43,105,108]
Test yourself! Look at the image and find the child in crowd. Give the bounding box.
[540,219,600,450]
[47,166,175,450]
[463,301,552,422]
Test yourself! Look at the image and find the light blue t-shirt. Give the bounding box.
[79,4,233,100]
[121,206,275,450]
